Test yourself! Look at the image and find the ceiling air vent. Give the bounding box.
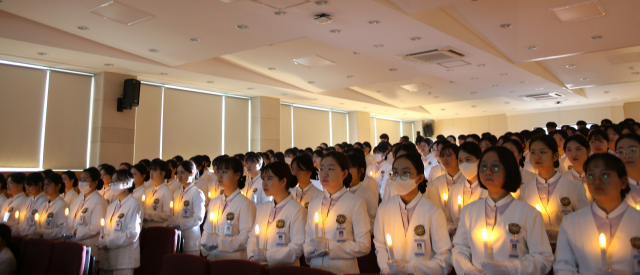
[520,92,564,101]
[398,47,469,64]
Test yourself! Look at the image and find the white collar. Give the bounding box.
[400,192,422,209]
[629,177,638,186]
[592,202,627,219]
[536,171,561,184]
[324,186,348,199]
[486,193,514,208]
[349,181,363,192]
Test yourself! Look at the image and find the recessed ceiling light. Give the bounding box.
[510,91,516,93]
[470,91,477,94]
[104,63,113,66]
[373,44,384,48]
[189,38,200,42]
[604,91,610,94]
[329,29,341,34]
[149,49,159,53]
[477,64,485,67]
[536,87,544,90]
[450,81,456,84]
[446,69,453,72]
[500,73,507,76]
[471,77,478,80]
[275,11,286,15]
[632,72,640,75]
[581,78,590,81]
[313,98,318,101]
[160,73,167,75]
[247,88,254,90]
[566,64,576,68]
[591,35,602,40]
[236,25,248,29]
[441,109,445,111]
[520,81,528,84]
[368,20,379,25]
[434,96,439,98]
[400,100,405,102]
[77,26,89,30]
[472,105,477,108]
[504,102,510,104]
[282,93,288,96]
[500,23,511,28]
[492,84,499,87]
[268,67,276,70]
[376,90,381,93]
[37,52,48,56]
[308,81,315,84]
[389,68,397,72]
[346,75,353,78]
[315,0,328,5]
[410,37,421,41]
[352,52,360,55]
[526,46,538,50]
[207,81,214,83]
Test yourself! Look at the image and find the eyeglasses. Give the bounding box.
[616,148,639,158]
[391,171,412,181]
[479,164,503,173]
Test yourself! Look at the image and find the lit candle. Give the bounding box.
[457,195,462,214]
[170,200,174,216]
[600,233,606,270]
[15,211,19,221]
[369,171,373,177]
[386,233,394,262]
[210,212,217,232]
[65,208,69,217]
[208,192,212,199]
[442,193,448,205]
[314,212,319,238]
[536,204,541,212]
[34,213,39,230]
[100,218,105,239]
[255,224,260,249]
[142,195,145,202]
[636,204,639,210]
[482,228,490,261]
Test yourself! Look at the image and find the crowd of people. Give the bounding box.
[1,117,640,275]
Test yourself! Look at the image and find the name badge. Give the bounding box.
[78,215,85,226]
[252,194,258,204]
[276,232,286,246]
[224,222,232,237]
[45,219,53,229]
[633,254,640,275]
[28,217,35,227]
[115,220,122,232]
[509,239,520,259]
[153,205,158,212]
[336,226,346,243]
[182,208,189,219]
[561,209,572,215]
[414,238,426,256]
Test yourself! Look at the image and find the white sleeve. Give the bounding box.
[105,203,143,249]
[327,200,371,259]
[553,217,579,275]
[75,199,107,241]
[217,202,257,252]
[413,208,452,274]
[573,183,590,211]
[451,208,476,274]
[43,203,69,240]
[179,191,205,230]
[373,204,391,274]
[511,210,554,275]
[150,190,173,222]
[265,207,306,266]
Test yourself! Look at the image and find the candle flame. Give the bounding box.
[142,195,145,202]
[314,212,319,223]
[599,233,606,249]
[100,218,105,227]
[536,204,541,212]
[369,171,373,176]
[442,193,447,201]
[637,205,639,210]
[208,192,212,198]
[65,208,69,216]
[458,195,462,205]
[386,233,393,247]
[170,201,174,208]
[15,211,19,219]
[34,213,39,221]
[255,224,260,236]
[482,228,488,240]
[210,212,216,222]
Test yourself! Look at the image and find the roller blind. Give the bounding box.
[0,64,47,168]
[162,88,223,159]
[133,84,162,162]
[224,97,249,155]
[293,107,330,149]
[376,118,401,144]
[280,104,292,151]
[42,71,92,169]
[331,112,348,145]
[402,122,413,140]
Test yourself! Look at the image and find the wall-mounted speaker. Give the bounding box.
[123,79,140,107]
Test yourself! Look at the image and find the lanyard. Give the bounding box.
[74,196,88,218]
[180,185,193,203]
[110,200,122,222]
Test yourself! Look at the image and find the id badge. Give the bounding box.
[336,226,346,243]
[252,194,258,204]
[115,220,122,232]
[414,238,426,256]
[45,219,53,229]
[276,232,286,246]
[633,254,640,275]
[224,222,232,237]
[182,208,189,219]
[78,215,85,226]
[509,239,520,259]
[561,208,571,215]
[28,217,35,227]
[153,205,158,211]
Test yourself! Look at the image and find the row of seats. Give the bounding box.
[9,237,91,275]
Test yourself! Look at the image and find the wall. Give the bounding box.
[624,101,640,121]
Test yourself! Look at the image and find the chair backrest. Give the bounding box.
[19,238,54,275]
[209,259,267,275]
[9,236,27,274]
[161,254,210,275]
[357,235,380,274]
[135,226,178,275]
[47,242,87,275]
[269,266,334,275]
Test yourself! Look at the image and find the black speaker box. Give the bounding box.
[122,79,140,107]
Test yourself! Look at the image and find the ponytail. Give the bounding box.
[238,175,247,189]
[342,172,353,188]
[418,178,428,194]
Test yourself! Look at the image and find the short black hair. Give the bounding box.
[25,172,44,188]
[502,138,525,167]
[400,136,410,142]
[100,164,116,176]
[584,153,630,199]
[418,138,432,146]
[261,161,295,189]
[119,162,133,170]
[564,134,589,152]
[576,120,587,127]
[447,135,457,142]
[392,153,427,194]
[138,159,151,168]
[312,150,324,159]
[44,173,63,189]
[244,152,263,166]
[459,141,482,160]
[546,121,558,128]
[362,142,372,152]
[588,129,609,143]
[601,119,613,125]
[132,163,150,182]
[179,160,199,180]
[172,155,184,163]
[218,157,247,189]
[322,152,353,188]
[347,152,367,182]
[615,134,640,150]
[82,167,101,182]
[466,134,481,143]
[458,134,466,141]
[380,133,389,140]
[478,146,521,193]
[530,135,560,168]
[552,129,569,140]
[272,152,285,163]
[374,143,388,154]
[149,159,171,180]
[284,148,298,158]
[7,173,26,185]
[439,143,460,159]
[479,136,497,147]
[393,143,419,158]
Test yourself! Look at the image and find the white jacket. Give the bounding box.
[142,182,172,227]
[68,191,108,261]
[374,194,452,274]
[100,194,143,270]
[62,189,79,206]
[100,186,117,205]
[446,180,487,231]
[37,196,69,240]
[0,192,27,228]
[247,195,306,267]
[349,182,378,231]
[366,162,392,196]
[289,183,323,210]
[452,195,554,275]
[15,192,48,237]
[427,164,446,187]
[167,178,181,194]
[172,183,205,253]
[426,172,465,211]
[561,169,592,202]
[242,174,270,205]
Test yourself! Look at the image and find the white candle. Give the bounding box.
[457,195,462,214]
[386,233,394,262]
[64,208,69,217]
[14,211,19,224]
[34,213,39,230]
[100,218,105,239]
[314,212,319,238]
[170,200,174,216]
[482,228,490,261]
[600,233,607,270]
[255,224,260,249]
[142,195,145,202]
[210,212,217,233]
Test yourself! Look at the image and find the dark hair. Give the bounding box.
[212,155,229,169]
[291,154,319,181]
[466,134,481,143]
[218,157,247,189]
[41,169,54,178]
[82,167,101,182]
[546,121,558,128]
[119,162,133,170]
[0,174,5,191]
[190,156,206,176]
[305,147,314,155]
[25,172,44,188]
[615,134,640,150]
[149,160,171,180]
[138,159,151,168]
[272,152,285,163]
[362,141,372,151]
[233,153,245,162]
[373,143,388,154]
[479,136,497,148]
[7,173,26,185]
[459,141,482,160]
[44,173,63,191]
[529,135,560,168]
[244,152,263,167]
[577,120,587,127]
[179,160,199,180]
[502,138,526,167]
[312,150,324,159]
[436,134,446,141]
[61,170,78,188]
[334,144,343,151]
[564,134,590,152]
[478,147,521,193]
[320,143,328,149]
[510,133,526,148]
[114,169,134,193]
[601,119,613,125]
[261,162,295,189]
[439,143,460,159]
[348,148,365,157]
[167,159,179,172]
[380,133,389,140]
[588,129,609,143]
[284,148,298,158]
[393,143,419,158]
[447,135,457,142]
[392,153,428,194]
[418,137,432,146]
[322,152,353,188]
[458,134,466,141]
[202,155,211,165]
[552,129,569,140]
[577,127,590,137]
[583,153,630,199]
[347,152,367,182]
[590,124,600,130]
[100,165,116,176]
[605,124,622,136]
[172,155,184,163]
[132,164,150,182]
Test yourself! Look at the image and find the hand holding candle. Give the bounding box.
[170,201,174,216]
[482,228,490,261]
[208,192,212,199]
[314,212,319,238]
[442,193,448,205]
[386,233,395,262]
[100,218,105,239]
[255,224,260,249]
[599,233,606,270]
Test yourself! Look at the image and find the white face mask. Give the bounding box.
[459,162,478,180]
[374,154,383,162]
[110,181,127,196]
[284,157,292,165]
[391,177,417,196]
[78,181,91,194]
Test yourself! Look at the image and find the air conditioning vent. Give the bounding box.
[398,47,469,64]
[520,92,564,101]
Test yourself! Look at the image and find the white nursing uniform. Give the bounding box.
[289,183,323,210]
[624,177,640,209]
[36,196,69,241]
[100,186,117,205]
[131,186,145,204]
[446,180,487,233]
[62,189,79,205]
[14,192,48,237]
[366,161,392,196]
[0,193,27,228]
[561,169,592,202]
[167,178,180,194]
[421,154,439,184]
[172,182,205,255]
[68,191,108,262]
[242,174,270,205]
[426,171,464,211]
[100,194,143,274]
[142,182,172,227]
[348,181,378,231]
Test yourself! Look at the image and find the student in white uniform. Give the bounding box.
[606,124,622,152]
[142,160,172,227]
[0,176,7,208]
[347,153,378,231]
[66,167,108,273]
[207,155,228,201]
[167,160,205,255]
[560,135,592,201]
[242,152,269,204]
[554,153,640,275]
[312,150,323,170]
[374,153,452,274]
[0,173,27,228]
[512,133,536,174]
[427,140,450,187]
[191,156,213,206]
[502,139,537,187]
[381,144,420,202]
[518,135,590,246]
[363,142,377,167]
[33,173,69,241]
[589,129,615,155]
[61,171,79,205]
[552,130,571,172]
[166,160,181,194]
[130,164,147,204]
[14,173,48,237]
[366,144,392,196]
[201,157,257,261]
[303,152,371,275]
[614,134,640,208]
[289,154,323,209]
[97,169,143,275]
[447,142,487,237]
[247,161,306,267]
[100,165,117,204]
[452,146,554,275]
[427,144,465,211]
[419,138,438,183]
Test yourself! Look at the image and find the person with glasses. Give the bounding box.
[452,147,554,275]
[554,153,640,275]
[374,153,452,274]
[242,153,270,204]
[614,134,640,208]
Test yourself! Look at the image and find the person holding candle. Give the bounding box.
[130,164,147,205]
[518,135,590,245]
[366,144,392,196]
[61,171,79,205]
[554,153,640,274]
[560,135,592,202]
[142,160,173,227]
[166,160,205,255]
[427,140,451,185]
[97,169,143,275]
[614,134,640,208]
[589,129,615,155]
[241,152,269,204]
[380,144,420,202]
[32,173,69,240]
[447,142,487,237]
[246,161,306,267]
[501,139,537,198]
[289,154,323,209]
[99,165,118,204]
[303,152,371,275]
[67,167,108,274]
[553,130,571,172]
[200,157,256,260]
[0,173,27,228]
[166,159,181,194]
[373,153,452,274]
[347,153,378,231]
[427,143,464,211]
[14,173,48,237]
[452,146,553,275]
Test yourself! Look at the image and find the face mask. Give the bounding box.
[285,157,292,165]
[459,162,478,180]
[391,178,417,196]
[374,154,383,162]
[110,181,127,195]
[78,181,91,194]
